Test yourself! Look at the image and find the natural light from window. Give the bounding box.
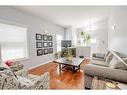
[0,22,28,62]
[56,34,62,52]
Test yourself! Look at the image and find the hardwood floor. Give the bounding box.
[29,59,89,89]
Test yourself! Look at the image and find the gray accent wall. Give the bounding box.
[0,7,64,69]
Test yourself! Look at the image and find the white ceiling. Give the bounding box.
[15,6,111,28]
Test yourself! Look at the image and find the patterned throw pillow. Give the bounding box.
[0,67,19,89]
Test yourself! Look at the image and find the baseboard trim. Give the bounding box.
[28,59,54,70]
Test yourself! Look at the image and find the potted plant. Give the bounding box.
[80,31,91,46]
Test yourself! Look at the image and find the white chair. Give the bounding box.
[0,67,50,90]
[16,69,50,89]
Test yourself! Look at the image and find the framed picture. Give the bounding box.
[36,42,42,48]
[43,35,48,41]
[37,49,43,56]
[44,49,48,55]
[49,42,53,47]
[48,36,53,41]
[36,33,42,40]
[49,48,53,54]
[43,42,48,48]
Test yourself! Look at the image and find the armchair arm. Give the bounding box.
[28,72,50,89]
[14,69,28,77]
[84,64,127,83]
[18,72,50,89]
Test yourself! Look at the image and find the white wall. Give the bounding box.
[0,7,64,69]
[108,7,127,55]
[91,19,108,53]
[77,19,108,54]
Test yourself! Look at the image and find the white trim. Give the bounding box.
[28,60,54,70]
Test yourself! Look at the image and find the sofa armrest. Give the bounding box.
[84,64,127,83]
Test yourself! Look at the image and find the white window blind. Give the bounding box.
[0,22,28,61]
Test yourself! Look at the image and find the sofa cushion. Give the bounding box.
[84,64,127,83]
[116,52,127,58]
[94,53,105,58]
[92,57,105,61]
[92,60,108,67]
[109,56,127,70]
[105,52,113,65]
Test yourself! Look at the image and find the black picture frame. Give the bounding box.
[43,35,48,41]
[36,42,42,48]
[36,33,42,40]
[48,36,53,41]
[44,49,48,55]
[43,42,48,48]
[37,49,43,56]
[49,48,53,54]
[49,42,53,47]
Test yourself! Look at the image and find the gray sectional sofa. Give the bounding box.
[84,50,127,89]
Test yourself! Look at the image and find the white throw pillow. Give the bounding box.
[104,51,110,60]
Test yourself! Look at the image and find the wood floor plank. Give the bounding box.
[29,59,89,89]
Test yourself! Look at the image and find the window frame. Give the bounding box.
[0,19,29,62]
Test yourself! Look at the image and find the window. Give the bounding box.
[56,34,63,52]
[0,22,28,62]
[90,38,97,44]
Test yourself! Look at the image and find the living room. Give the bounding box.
[0,6,127,91]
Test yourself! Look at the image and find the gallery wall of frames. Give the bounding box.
[36,33,53,56]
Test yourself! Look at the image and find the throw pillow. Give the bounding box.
[109,56,127,70]
[122,58,127,63]
[122,58,127,67]
[105,52,113,64]
[104,51,110,60]
[116,52,127,58]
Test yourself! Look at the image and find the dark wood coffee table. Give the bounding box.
[54,58,84,73]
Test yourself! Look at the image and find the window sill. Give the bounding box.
[1,57,29,63]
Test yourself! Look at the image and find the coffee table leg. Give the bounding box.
[79,66,80,72]
[73,66,76,73]
[59,64,61,74]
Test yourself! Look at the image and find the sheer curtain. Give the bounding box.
[0,22,28,62]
